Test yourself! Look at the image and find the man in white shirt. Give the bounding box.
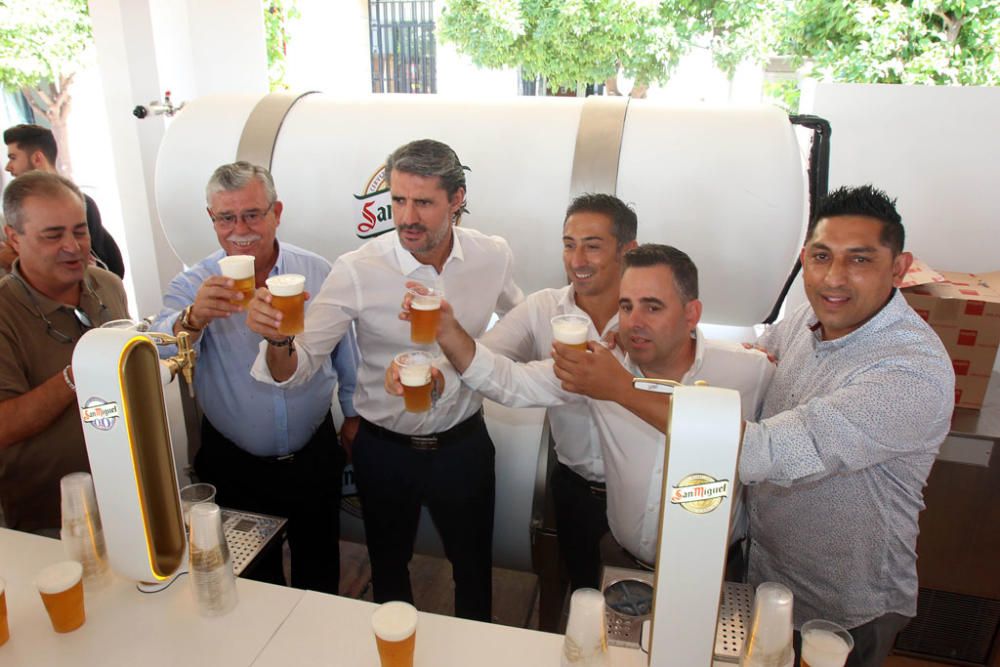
[247,139,523,621]
[475,193,636,593]
[414,244,773,568]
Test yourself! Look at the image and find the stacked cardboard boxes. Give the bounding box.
[902,265,1000,409]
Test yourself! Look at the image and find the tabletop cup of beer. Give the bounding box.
[218,255,256,308]
[395,351,434,413]
[0,577,9,646]
[407,284,443,345]
[372,601,418,667]
[265,273,306,336]
[35,561,86,633]
[800,619,854,667]
[551,314,590,351]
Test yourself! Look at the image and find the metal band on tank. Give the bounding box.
[569,96,630,196]
[236,91,319,169]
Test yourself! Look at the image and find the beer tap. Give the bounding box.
[145,330,197,398]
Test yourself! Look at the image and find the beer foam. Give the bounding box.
[552,317,589,345]
[218,255,254,279]
[399,362,431,387]
[35,561,83,595]
[411,294,442,310]
[266,273,305,297]
[372,601,418,641]
[801,629,851,667]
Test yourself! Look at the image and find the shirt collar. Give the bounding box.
[393,227,461,276]
[621,326,704,381]
[808,289,908,350]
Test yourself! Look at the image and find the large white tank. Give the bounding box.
[154,93,809,570]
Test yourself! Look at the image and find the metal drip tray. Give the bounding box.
[221,509,286,576]
[600,566,753,662]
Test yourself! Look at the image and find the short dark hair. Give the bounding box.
[2,171,85,233]
[564,193,637,246]
[3,124,58,166]
[807,185,905,255]
[385,139,468,218]
[622,243,699,303]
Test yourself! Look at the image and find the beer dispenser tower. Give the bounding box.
[637,382,744,666]
[72,326,196,590]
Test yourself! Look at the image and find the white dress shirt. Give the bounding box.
[252,227,523,434]
[481,285,617,483]
[461,329,774,564]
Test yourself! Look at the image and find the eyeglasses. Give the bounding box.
[209,202,275,230]
[12,274,107,344]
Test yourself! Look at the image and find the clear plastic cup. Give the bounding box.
[372,601,418,667]
[741,581,794,667]
[60,472,111,590]
[562,588,609,667]
[395,351,434,413]
[219,255,255,307]
[800,619,854,667]
[179,482,217,530]
[551,314,590,351]
[407,285,444,345]
[266,273,306,335]
[35,561,86,633]
[188,503,238,617]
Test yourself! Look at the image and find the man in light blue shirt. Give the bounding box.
[151,162,358,594]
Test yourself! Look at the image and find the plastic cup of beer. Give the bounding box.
[551,314,590,351]
[395,351,433,413]
[218,254,256,307]
[0,577,8,647]
[180,482,217,531]
[408,285,443,345]
[372,601,418,667]
[266,273,306,336]
[801,619,854,667]
[35,561,85,633]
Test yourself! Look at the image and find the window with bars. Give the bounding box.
[369,0,437,94]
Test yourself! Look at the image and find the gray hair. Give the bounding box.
[385,139,469,218]
[205,161,277,205]
[2,170,85,233]
[623,243,699,304]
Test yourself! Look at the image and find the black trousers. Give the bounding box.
[550,461,609,591]
[193,414,345,595]
[352,414,495,622]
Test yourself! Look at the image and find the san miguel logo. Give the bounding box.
[81,397,120,432]
[353,166,395,239]
[669,473,729,514]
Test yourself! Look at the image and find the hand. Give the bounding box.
[552,340,632,401]
[384,358,446,397]
[741,342,777,364]
[245,286,311,339]
[339,416,360,462]
[188,275,243,329]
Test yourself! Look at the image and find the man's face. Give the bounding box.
[801,215,912,341]
[5,143,36,177]
[208,178,282,266]
[390,169,462,257]
[7,191,91,297]
[618,264,700,370]
[562,211,632,299]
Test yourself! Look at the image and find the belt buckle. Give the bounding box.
[275,453,296,462]
[410,435,439,451]
[590,485,606,497]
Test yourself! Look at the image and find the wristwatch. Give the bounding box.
[179,305,204,332]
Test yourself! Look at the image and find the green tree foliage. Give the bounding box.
[0,0,93,176]
[264,0,301,91]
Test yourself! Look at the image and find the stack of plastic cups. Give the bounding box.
[740,582,795,667]
[562,588,610,667]
[59,472,111,591]
[188,502,238,616]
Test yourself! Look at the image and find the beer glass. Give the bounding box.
[395,351,433,413]
[218,255,255,307]
[551,314,590,351]
[180,482,217,532]
[266,273,306,336]
[408,285,443,345]
[371,601,418,667]
[800,619,854,667]
[0,577,8,647]
[35,561,86,633]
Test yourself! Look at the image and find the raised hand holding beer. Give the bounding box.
[245,279,310,340]
[218,255,256,308]
[182,275,245,334]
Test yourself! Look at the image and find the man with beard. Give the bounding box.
[247,140,523,621]
[406,243,773,569]
[151,162,359,594]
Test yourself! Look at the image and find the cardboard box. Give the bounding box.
[902,265,1000,409]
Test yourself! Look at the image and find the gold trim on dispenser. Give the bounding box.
[117,336,186,579]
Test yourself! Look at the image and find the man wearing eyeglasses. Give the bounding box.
[149,162,358,595]
[0,171,129,534]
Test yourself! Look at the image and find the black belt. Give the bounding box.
[558,461,607,496]
[360,411,484,451]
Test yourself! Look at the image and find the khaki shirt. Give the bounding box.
[0,263,129,531]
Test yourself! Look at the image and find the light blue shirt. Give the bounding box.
[151,242,358,457]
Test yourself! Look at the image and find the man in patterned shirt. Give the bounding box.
[739,185,955,667]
